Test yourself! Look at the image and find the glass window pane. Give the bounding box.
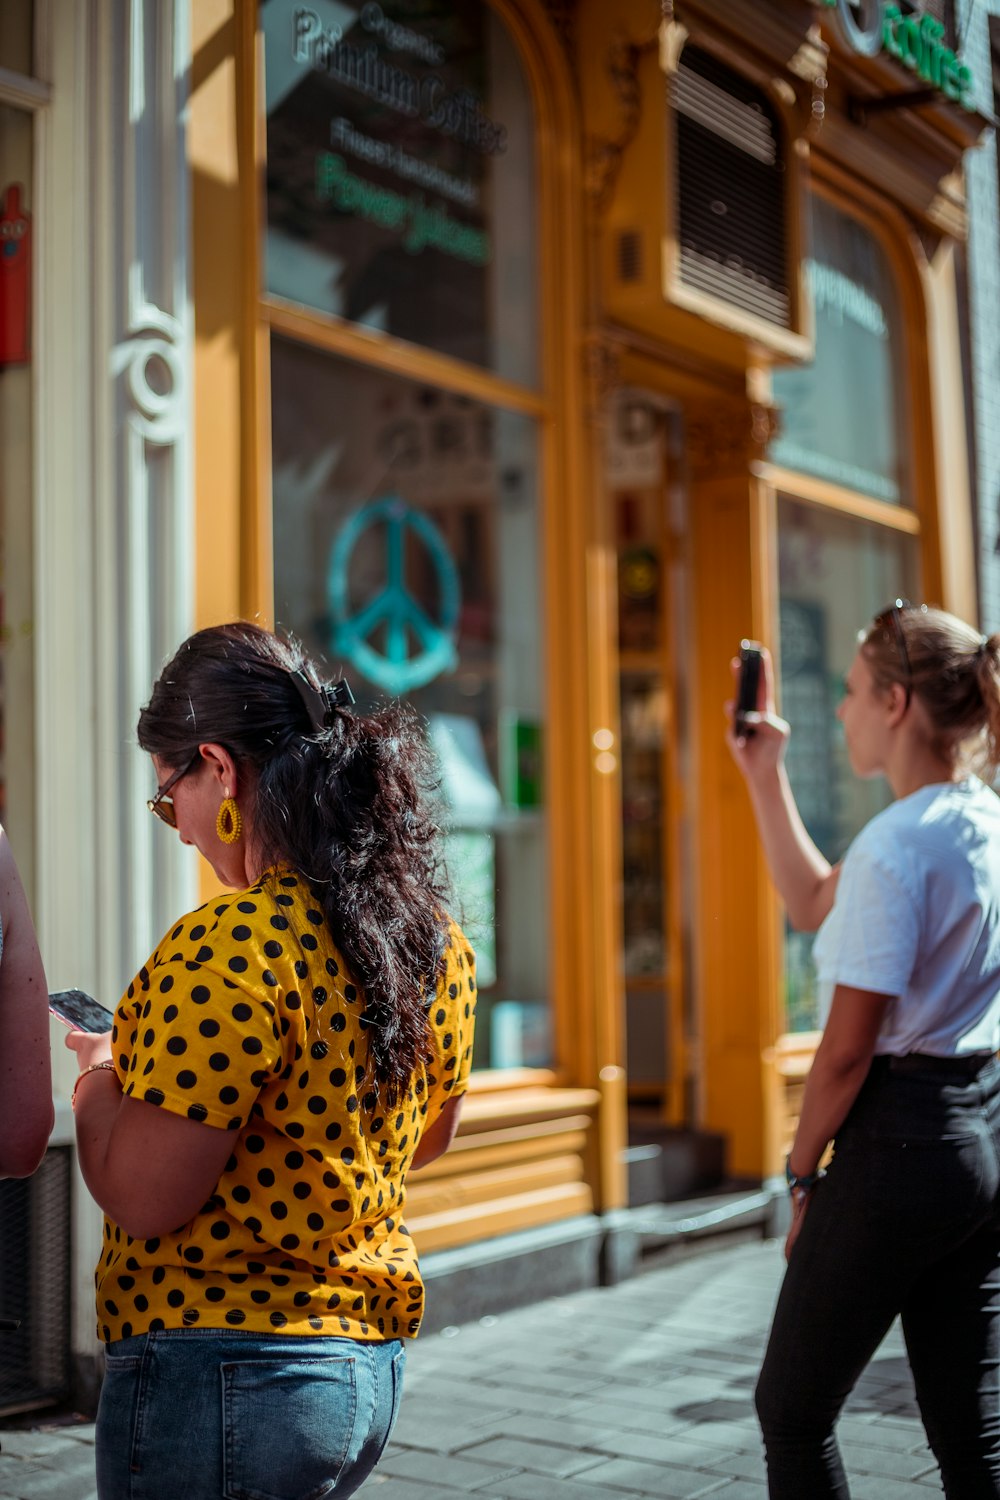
[777,497,920,1030]
[0,104,34,900]
[261,0,538,385]
[0,3,33,76]
[270,334,548,1069]
[771,196,908,505]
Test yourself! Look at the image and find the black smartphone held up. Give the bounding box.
[48,989,114,1033]
[735,640,765,739]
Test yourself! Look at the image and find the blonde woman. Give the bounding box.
[731,604,1000,1499]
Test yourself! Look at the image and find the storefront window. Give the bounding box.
[270,335,548,1069]
[771,195,908,505]
[0,4,33,78]
[261,0,538,385]
[777,497,920,1030]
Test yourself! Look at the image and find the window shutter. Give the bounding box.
[673,46,790,329]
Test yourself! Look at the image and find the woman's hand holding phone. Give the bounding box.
[724,643,791,783]
[65,1027,114,1071]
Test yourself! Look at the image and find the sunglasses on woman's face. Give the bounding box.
[147,752,199,828]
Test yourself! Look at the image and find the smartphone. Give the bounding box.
[735,640,764,738]
[48,989,114,1033]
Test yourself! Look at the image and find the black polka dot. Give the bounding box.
[232,1003,253,1022]
[242,1037,263,1056]
[166,1036,187,1056]
[270,915,289,931]
[176,1070,197,1090]
[199,1019,220,1038]
[262,970,278,987]
[269,1311,288,1328]
[271,1201,288,1220]
[219,1086,239,1106]
[331,1013,346,1032]
[325,1122,342,1142]
[232,1185,251,1204]
[187,1102,208,1121]
[225,1309,246,1326]
[232,925,252,941]
[237,902,257,914]
[143,1088,164,1107]
[307,1096,327,1115]
[191,985,211,1004]
[205,1286,226,1303]
[166,1290,184,1308]
[210,1053,230,1072]
[229,956,248,974]
[195,946,214,963]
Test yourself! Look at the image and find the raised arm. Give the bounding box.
[0,828,53,1176]
[726,649,841,932]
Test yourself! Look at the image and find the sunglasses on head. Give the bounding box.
[871,598,928,710]
[147,751,199,828]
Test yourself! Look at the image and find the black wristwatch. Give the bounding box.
[785,1156,825,1194]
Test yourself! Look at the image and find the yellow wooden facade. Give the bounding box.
[186,0,985,1251]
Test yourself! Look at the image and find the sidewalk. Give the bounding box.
[0,1238,941,1499]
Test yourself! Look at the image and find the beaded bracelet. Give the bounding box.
[71,1061,117,1112]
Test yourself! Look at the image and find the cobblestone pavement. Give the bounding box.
[0,1238,942,1499]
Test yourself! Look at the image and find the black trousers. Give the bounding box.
[756,1055,1000,1499]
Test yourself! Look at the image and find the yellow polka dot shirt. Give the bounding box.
[96,870,475,1344]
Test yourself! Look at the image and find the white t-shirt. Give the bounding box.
[812,777,1000,1056]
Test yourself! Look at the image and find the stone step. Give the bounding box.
[628,1184,786,1271]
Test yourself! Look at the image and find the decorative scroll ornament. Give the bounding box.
[586,17,658,217]
[583,333,625,426]
[113,301,185,446]
[686,400,782,479]
[541,0,575,59]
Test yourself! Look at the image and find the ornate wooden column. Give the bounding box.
[687,396,785,1179]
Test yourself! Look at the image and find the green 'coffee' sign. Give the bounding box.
[821,0,975,111]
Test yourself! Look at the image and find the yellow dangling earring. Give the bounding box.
[216,792,243,845]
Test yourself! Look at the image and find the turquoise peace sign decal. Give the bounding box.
[328,494,460,696]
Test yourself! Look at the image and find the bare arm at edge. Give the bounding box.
[0,828,53,1177]
[411,1094,464,1170]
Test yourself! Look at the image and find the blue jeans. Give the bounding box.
[96,1330,405,1500]
[756,1054,1000,1499]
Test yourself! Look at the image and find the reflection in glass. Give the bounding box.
[270,334,548,1069]
[0,3,33,76]
[771,196,907,505]
[261,0,538,385]
[777,497,919,1030]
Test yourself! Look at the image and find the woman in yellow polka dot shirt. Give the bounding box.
[66,623,475,1500]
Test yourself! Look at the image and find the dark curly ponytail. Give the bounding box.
[137,622,449,1105]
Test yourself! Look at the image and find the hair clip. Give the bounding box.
[290,669,354,733]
